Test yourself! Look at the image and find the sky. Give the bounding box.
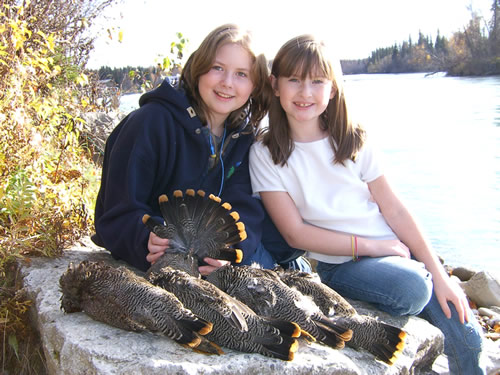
[87,0,494,69]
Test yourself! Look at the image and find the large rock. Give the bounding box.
[20,237,445,375]
[462,271,500,308]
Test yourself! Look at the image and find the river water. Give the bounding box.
[345,73,499,275]
[119,73,500,275]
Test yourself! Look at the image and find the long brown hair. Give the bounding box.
[181,24,271,130]
[263,34,365,166]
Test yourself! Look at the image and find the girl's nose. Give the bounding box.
[299,82,312,96]
[221,71,233,87]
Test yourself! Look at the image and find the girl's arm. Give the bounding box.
[368,175,469,323]
[259,191,410,258]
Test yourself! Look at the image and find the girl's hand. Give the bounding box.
[146,233,229,275]
[361,238,411,258]
[199,257,230,276]
[433,274,469,324]
[146,232,169,264]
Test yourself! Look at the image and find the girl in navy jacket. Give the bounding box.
[92,24,275,273]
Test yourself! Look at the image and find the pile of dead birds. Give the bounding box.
[59,189,407,365]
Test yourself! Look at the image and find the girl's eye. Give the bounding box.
[288,78,299,83]
[212,65,223,71]
[236,71,248,78]
[313,79,324,84]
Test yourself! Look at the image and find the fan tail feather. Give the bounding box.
[158,194,182,228]
[144,190,247,261]
[215,248,243,263]
[142,214,175,239]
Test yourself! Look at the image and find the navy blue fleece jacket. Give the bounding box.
[92,79,265,271]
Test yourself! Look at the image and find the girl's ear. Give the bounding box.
[270,75,280,97]
[329,84,336,100]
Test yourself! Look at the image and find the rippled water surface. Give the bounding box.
[345,73,499,275]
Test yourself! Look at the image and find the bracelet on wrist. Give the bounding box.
[351,235,359,262]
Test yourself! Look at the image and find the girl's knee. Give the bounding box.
[387,264,433,315]
[317,258,434,316]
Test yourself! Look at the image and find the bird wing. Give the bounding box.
[59,261,220,354]
[275,267,406,364]
[275,266,357,317]
[147,266,249,332]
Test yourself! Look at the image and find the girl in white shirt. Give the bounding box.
[249,34,485,374]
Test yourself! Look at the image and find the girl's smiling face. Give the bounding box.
[198,43,254,130]
[272,72,335,128]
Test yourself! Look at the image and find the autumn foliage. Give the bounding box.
[0,1,114,372]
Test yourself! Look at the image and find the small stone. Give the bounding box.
[478,307,500,319]
[490,306,500,315]
[451,266,476,282]
[487,317,500,329]
[485,332,500,341]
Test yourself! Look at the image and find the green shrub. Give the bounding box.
[0,2,106,373]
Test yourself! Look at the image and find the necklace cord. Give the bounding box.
[218,126,226,196]
[209,125,227,196]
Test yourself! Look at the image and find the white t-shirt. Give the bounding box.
[249,137,397,264]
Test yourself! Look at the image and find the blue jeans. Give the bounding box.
[317,256,486,375]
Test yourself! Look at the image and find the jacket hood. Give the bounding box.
[138,78,200,130]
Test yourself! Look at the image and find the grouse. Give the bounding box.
[59,260,222,355]
[146,253,300,361]
[206,264,354,350]
[142,189,246,268]
[274,267,407,365]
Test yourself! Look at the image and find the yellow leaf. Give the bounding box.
[47,34,55,52]
[76,73,88,86]
[37,30,47,39]
[118,30,123,43]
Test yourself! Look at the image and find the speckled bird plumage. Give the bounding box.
[274,267,407,365]
[59,260,222,354]
[142,189,246,267]
[142,190,299,360]
[274,267,357,317]
[146,256,300,361]
[206,264,353,350]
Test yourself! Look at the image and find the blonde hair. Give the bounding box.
[181,24,271,130]
[263,34,365,166]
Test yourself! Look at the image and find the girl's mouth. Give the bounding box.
[294,102,313,108]
[215,91,234,99]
